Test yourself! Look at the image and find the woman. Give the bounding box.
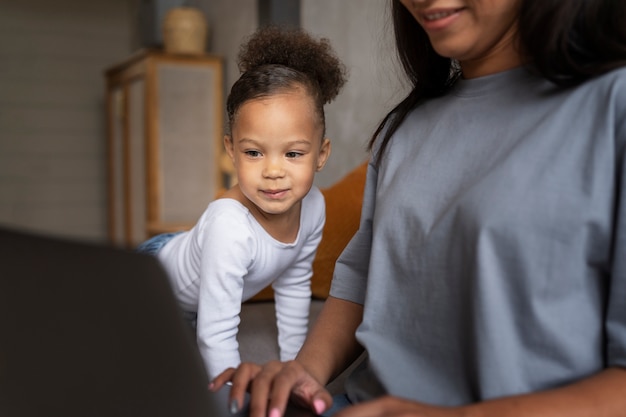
[213,1,626,416]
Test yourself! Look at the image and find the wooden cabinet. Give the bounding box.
[104,50,230,248]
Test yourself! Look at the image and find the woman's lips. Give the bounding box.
[420,8,463,30]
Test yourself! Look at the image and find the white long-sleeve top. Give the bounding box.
[158,187,324,378]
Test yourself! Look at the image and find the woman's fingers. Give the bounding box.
[209,367,237,391]
[209,363,263,414]
[247,361,286,417]
[223,363,263,413]
[211,360,332,417]
[267,361,332,417]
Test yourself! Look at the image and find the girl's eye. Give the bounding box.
[245,150,261,157]
[286,151,303,158]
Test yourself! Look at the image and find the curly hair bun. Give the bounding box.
[237,26,347,104]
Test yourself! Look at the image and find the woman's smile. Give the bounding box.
[419,7,465,31]
[401,0,522,78]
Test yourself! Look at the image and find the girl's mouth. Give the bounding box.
[263,189,288,199]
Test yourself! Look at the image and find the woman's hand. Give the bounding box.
[210,297,364,417]
[210,362,262,413]
[211,360,333,417]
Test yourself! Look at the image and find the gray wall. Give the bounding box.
[0,0,134,242]
[301,0,404,186]
[0,0,405,242]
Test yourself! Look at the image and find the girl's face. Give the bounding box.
[400,0,523,78]
[225,89,330,217]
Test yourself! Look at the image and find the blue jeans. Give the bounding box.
[136,232,181,255]
[136,232,197,330]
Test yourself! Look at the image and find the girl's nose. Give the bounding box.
[263,158,284,178]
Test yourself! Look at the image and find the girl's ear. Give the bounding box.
[224,135,235,161]
[316,138,332,171]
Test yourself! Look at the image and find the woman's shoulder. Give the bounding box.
[575,65,626,97]
[595,65,626,82]
[577,66,626,126]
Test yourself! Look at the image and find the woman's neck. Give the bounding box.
[460,32,525,79]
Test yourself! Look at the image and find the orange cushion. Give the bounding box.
[311,161,367,298]
[250,161,368,301]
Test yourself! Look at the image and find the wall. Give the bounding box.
[0,0,133,242]
[194,0,257,117]
[0,0,406,242]
[301,0,405,186]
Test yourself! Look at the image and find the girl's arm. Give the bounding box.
[196,209,254,379]
[273,187,325,360]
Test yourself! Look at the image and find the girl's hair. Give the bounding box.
[369,0,626,165]
[226,26,348,136]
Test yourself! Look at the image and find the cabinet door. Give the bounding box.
[106,52,225,246]
[107,80,148,248]
[148,61,221,232]
[127,79,147,245]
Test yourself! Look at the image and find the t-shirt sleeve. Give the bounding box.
[606,100,626,368]
[329,160,377,305]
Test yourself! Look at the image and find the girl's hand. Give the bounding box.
[211,361,333,417]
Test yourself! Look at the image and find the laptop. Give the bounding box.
[0,227,318,417]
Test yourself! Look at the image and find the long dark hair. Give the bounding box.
[369,0,626,166]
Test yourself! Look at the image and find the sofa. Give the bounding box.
[237,161,368,393]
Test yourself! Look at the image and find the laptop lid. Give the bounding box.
[0,227,214,416]
[0,227,320,417]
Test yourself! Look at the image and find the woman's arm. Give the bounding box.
[213,296,364,417]
[296,296,365,386]
[337,367,626,417]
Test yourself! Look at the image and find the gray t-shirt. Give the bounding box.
[330,66,626,405]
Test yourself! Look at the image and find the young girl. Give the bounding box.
[215,1,626,416]
[137,26,347,379]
